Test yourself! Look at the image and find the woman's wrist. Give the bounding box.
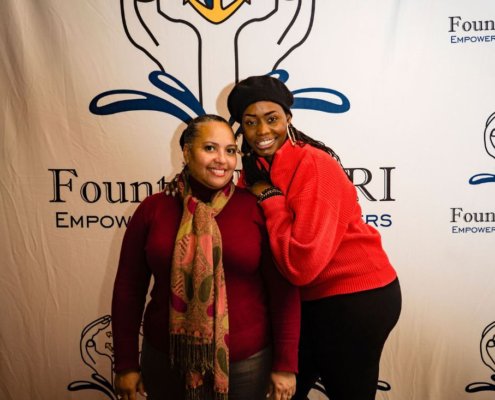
[257,186,283,203]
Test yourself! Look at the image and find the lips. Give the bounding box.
[255,137,276,150]
[208,167,227,177]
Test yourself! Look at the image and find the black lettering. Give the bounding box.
[451,207,463,223]
[49,169,77,203]
[70,215,84,227]
[345,168,377,201]
[81,182,102,203]
[380,167,395,201]
[55,212,69,228]
[449,16,461,32]
[130,181,153,203]
[104,182,128,203]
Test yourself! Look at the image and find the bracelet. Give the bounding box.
[257,186,283,203]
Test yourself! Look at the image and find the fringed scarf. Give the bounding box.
[170,170,235,400]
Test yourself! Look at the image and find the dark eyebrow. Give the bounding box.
[201,141,236,147]
[243,110,279,118]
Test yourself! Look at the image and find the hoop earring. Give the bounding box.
[287,124,297,146]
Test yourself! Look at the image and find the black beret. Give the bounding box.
[227,75,294,123]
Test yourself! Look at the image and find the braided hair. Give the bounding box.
[179,114,230,150]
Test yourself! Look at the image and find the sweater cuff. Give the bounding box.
[272,340,299,373]
[259,194,286,214]
[113,338,140,373]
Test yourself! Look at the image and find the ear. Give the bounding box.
[286,113,292,124]
[183,144,190,165]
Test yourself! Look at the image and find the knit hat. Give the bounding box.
[227,75,294,123]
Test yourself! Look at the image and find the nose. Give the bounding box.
[256,120,270,135]
[215,149,227,164]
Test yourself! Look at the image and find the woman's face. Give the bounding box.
[241,101,292,162]
[183,121,238,189]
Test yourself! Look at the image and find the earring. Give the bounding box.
[239,149,252,157]
[287,124,297,146]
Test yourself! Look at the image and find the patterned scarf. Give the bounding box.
[170,170,234,400]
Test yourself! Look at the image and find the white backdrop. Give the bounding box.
[1,1,495,399]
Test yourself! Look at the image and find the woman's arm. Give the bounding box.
[111,199,153,373]
[260,153,356,286]
[260,237,300,399]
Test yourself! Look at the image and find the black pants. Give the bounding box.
[293,279,401,400]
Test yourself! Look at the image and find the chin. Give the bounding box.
[207,178,231,189]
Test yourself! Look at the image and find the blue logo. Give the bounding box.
[89,1,350,123]
[469,112,495,185]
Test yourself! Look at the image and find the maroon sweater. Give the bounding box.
[111,178,300,373]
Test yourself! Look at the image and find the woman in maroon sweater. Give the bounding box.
[111,115,300,400]
[227,76,401,400]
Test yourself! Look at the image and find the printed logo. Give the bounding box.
[52,2,380,231]
[469,112,495,185]
[449,113,495,235]
[89,1,349,122]
[187,0,250,23]
[67,316,117,399]
[52,1,355,231]
[466,321,495,394]
[449,16,495,44]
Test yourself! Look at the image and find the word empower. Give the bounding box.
[448,16,495,43]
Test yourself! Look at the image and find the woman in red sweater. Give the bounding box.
[227,76,401,400]
[111,114,300,400]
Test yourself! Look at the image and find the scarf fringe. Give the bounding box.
[185,385,228,400]
[170,334,215,371]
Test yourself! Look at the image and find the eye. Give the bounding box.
[204,145,215,152]
[267,115,278,124]
[226,147,237,155]
[244,120,256,127]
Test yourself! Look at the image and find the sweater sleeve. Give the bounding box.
[111,198,153,373]
[260,153,356,287]
[260,231,301,373]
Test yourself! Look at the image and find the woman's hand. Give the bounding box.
[114,370,146,400]
[248,181,272,197]
[266,371,296,400]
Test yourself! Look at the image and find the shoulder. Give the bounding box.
[229,186,259,211]
[295,145,350,186]
[224,186,264,223]
[132,191,178,220]
[277,143,343,179]
[232,185,256,201]
[139,191,172,208]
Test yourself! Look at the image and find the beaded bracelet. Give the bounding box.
[257,186,283,203]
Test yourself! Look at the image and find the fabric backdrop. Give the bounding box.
[1,1,494,399]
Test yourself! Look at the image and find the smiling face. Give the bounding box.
[183,120,238,189]
[241,101,292,162]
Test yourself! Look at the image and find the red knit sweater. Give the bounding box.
[111,179,300,373]
[258,141,397,301]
